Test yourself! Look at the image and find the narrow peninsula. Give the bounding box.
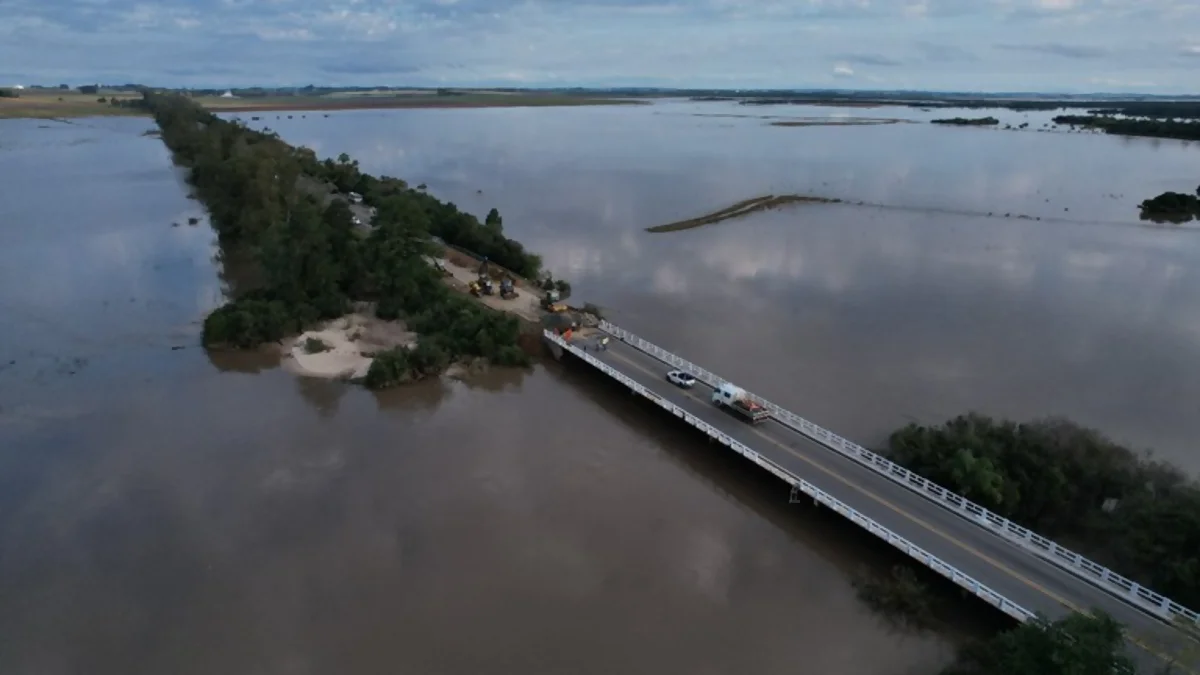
[143,91,565,388]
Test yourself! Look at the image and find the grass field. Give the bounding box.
[0,91,148,119]
[0,88,644,119]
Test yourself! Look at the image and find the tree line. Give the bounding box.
[931,117,999,126]
[1052,115,1200,142]
[143,91,541,386]
[888,414,1200,610]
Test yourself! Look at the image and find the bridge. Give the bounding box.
[544,321,1199,672]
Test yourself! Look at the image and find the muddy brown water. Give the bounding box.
[1,102,1197,674]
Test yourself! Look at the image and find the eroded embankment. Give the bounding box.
[645,194,843,233]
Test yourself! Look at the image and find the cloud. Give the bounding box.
[0,0,1196,93]
[994,42,1110,59]
[913,41,980,63]
[835,53,904,67]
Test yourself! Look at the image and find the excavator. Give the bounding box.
[472,257,494,296]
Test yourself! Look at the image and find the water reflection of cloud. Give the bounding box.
[253,103,1200,468]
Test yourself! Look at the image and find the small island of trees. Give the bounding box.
[888,414,1200,609]
[143,90,549,387]
[1138,187,1200,224]
[930,117,1000,126]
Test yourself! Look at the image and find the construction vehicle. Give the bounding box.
[499,277,518,299]
[711,383,770,424]
[476,258,494,295]
[540,293,568,312]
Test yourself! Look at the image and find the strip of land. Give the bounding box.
[0,89,644,120]
[645,194,843,233]
[769,117,907,127]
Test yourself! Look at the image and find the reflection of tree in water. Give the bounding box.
[204,346,280,374]
[372,377,452,413]
[295,376,349,418]
[455,365,529,394]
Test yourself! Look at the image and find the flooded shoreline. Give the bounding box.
[4,97,1200,673]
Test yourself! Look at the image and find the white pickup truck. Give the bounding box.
[711,383,770,424]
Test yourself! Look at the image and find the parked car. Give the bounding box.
[666,370,697,388]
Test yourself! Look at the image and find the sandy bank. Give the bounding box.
[282,311,416,380]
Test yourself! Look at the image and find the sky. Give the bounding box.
[2,0,1199,93]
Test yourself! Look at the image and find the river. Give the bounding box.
[0,101,1196,674]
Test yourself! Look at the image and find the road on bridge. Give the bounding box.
[570,331,1196,672]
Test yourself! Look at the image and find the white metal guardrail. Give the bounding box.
[545,329,1036,625]
[595,320,1200,628]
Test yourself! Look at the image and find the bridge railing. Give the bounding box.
[596,320,1200,628]
[545,329,1036,625]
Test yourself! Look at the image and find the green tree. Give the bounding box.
[485,208,503,230]
[942,611,1132,675]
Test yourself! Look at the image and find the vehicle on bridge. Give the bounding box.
[666,370,696,388]
[711,383,770,424]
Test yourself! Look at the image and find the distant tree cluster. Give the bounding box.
[931,117,1000,126]
[888,413,1200,608]
[1052,114,1200,142]
[143,91,541,386]
[1087,101,1200,120]
[1139,187,1200,224]
[0,88,19,99]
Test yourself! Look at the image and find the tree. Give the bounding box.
[485,208,503,230]
[942,611,1133,675]
[888,413,1200,608]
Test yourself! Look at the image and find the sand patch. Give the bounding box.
[282,311,416,380]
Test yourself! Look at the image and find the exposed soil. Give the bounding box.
[437,255,546,323]
[646,194,843,233]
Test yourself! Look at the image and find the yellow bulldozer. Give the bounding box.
[540,288,567,313]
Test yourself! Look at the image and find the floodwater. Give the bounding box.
[256,99,1200,469]
[0,99,1195,674]
[0,114,963,675]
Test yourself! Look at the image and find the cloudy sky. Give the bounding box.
[2,0,1198,93]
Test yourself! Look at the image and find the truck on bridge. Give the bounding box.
[712,383,770,424]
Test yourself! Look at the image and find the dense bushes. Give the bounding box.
[941,611,1132,675]
[144,91,543,386]
[201,294,304,348]
[888,414,1200,608]
[298,150,544,279]
[364,342,451,388]
[1139,187,1200,224]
